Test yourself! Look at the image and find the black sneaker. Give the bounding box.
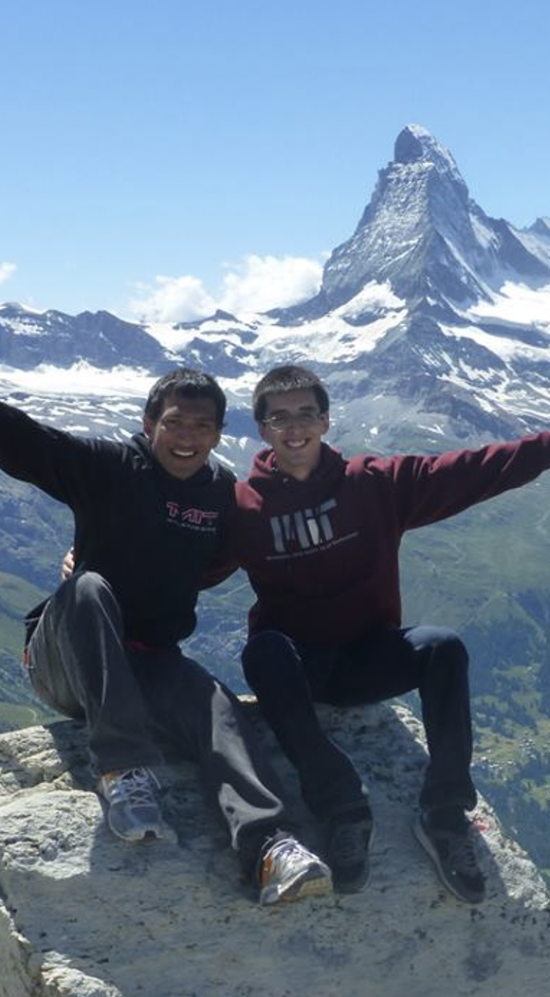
[325,805,375,894]
[414,806,485,904]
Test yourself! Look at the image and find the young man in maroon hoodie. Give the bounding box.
[217,364,550,903]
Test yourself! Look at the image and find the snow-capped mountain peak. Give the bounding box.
[320,125,550,313]
[394,123,464,186]
[2,125,550,455]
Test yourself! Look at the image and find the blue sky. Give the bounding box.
[2,0,550,321]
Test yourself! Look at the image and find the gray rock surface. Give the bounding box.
[0,701,549,997]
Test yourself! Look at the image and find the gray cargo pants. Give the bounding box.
[27,571,290,870]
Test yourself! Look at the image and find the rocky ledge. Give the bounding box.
[0,700,549,997]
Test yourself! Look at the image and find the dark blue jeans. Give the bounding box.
[241,626,476,819]
[27,571,291,870]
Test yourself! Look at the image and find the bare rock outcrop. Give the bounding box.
[0,701,549,997]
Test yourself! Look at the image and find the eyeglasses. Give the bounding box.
[261,410,324,433]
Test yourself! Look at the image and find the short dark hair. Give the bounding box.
[144,368,227,426]
[252,365,330,422]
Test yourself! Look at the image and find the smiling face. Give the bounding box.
[259,388,329,480]
[143,394,221,480]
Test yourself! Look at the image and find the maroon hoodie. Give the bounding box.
[217,435,550,643]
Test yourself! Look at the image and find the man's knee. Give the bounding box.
[242,630,299,690]
[65,571,121,620]
[432,628,469,667]
[407,625,469,675]
[70,570,110,602]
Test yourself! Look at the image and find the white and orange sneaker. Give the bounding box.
[259,833,333,905]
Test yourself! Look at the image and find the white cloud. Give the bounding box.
[0,262,17,285]
[129,254,324,324]
[219,254,323,315]
[130,274,217,324]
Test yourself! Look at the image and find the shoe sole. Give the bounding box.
[413,818,485,904]
[261,865,333,905]
[108,820,164,842]
[105,808,176,843]
[333,863,371,893]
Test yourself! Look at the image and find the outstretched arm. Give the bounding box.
[0,400,81,502]
[389,431,550,530]
[0,399,114,507]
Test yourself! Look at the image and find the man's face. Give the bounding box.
[143,394,221,481]
[259,388,329,480]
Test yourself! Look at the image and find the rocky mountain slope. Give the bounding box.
[1,702,549,997]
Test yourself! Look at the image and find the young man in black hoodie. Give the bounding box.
[214,364,550,904]
[0,368,332,905]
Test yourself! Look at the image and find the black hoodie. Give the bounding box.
[0,401,236,647]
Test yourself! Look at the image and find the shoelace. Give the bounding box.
[446,832,479,876]
[264,836,305,870]
[107,768,159,807]
[330,820,370,863]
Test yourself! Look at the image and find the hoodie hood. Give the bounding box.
[127,431,229,489]
[248,442,348,501]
